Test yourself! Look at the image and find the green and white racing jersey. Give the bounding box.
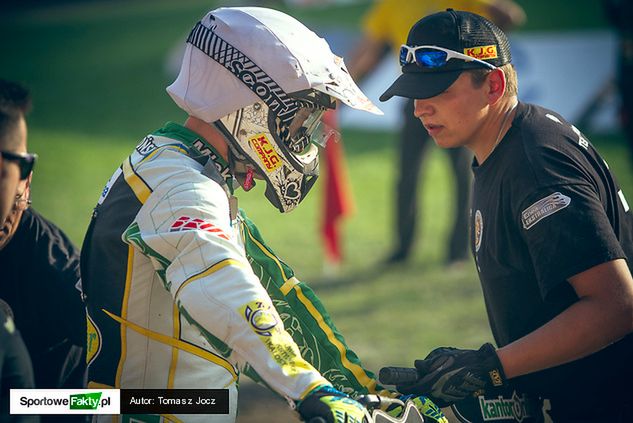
[81,122,385,423]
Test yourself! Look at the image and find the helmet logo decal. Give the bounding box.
[249,133,282,172]
[187,21,298,125]
[283,181,301,200]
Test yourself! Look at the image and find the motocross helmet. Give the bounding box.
[167,7,382,212]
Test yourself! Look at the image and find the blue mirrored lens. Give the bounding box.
[399,46,409,66]
[414,50,448,68]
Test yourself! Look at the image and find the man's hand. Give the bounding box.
[394,343,507,407]
[297,386,367,423]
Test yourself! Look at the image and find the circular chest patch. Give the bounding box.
[474,210,483,253]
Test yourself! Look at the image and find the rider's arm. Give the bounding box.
[130,177,328,400]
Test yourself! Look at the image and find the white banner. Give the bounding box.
[10,389,120,415]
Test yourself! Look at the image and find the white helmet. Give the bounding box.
[167,7,382,212]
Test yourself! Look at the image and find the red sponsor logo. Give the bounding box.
[464,45,498,60]
[249,133,282,172]
[170,216,229,240]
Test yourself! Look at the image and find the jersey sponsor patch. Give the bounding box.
[243,300,279,337]
[521,192,571,230]
[239,300,313,377]
[464,45,498,60]
[135,135,158,156]
[545,113,562,124]
[86,312,102,365]
[249,133,282,173]
[169,216,229,240]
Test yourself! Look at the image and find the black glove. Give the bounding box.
[297,386,367,423]
[396,343,507,407]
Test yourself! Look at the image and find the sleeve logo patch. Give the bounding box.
[521,192,571,230]
[464,45,498,60]
[170,216,229,240]
[243,301,279,337]
[249,133,283,173]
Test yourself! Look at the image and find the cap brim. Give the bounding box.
[379,70,463,102]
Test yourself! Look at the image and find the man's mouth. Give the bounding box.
[424,123,443,136]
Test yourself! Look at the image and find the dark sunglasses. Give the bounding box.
[400,45,497,70]
[1,151,37,180]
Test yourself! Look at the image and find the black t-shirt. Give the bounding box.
[471,102,633,401]
[0,308,38,423]
[0,208,85,390]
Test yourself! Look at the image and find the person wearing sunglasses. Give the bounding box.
[0,79,38,422]
[346,0,525,268]
[0,79,86,422]
[379,9,633,423]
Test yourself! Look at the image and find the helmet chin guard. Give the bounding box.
[167,7,381,212]
[214,92,326,213]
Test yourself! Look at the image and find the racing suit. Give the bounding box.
[81,122,383,422]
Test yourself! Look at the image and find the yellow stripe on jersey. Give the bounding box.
[139,144,188,165]
[87,381,114,389]
[291,284,378,393]
[168,302,180,388]
[115,245,134,388]
[103,309,238,382]
[280,276,299,296]
[122,156,151,204]
[173,258,245,300]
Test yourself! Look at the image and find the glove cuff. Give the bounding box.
[480,343,507,388]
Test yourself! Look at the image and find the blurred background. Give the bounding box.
[2,0,631,421]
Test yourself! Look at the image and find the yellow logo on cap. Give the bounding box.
[464,45,498,60]
[249,133,282,173]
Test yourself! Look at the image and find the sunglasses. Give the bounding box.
[400,45,496,70]
[1,151,37,180]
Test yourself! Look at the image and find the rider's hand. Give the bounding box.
[297,386,367,423]
[395,343,507,407]
[386,395,448,423]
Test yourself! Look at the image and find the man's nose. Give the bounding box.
[413,99,433,118]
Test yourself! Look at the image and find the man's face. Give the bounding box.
[0,116,27,230]
[0,180,29,250]
[413,72,490,149]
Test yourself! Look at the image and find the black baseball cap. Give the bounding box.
[380,9,512,101]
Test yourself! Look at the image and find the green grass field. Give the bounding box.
[2,0,632,375]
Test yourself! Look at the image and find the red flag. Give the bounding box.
[321,109,355,264]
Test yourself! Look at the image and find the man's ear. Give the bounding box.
[487,68,506,105]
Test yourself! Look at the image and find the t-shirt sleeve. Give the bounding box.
[31,210,85,347]
[516,183,626,300]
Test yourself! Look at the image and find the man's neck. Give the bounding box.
[471,97,518,165]
[183,116,229,161]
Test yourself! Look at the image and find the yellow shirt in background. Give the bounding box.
[363,0,494,49]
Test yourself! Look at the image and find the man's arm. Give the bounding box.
[390,259,633,406]
[346,35,391,83]
[497,258,633,378]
